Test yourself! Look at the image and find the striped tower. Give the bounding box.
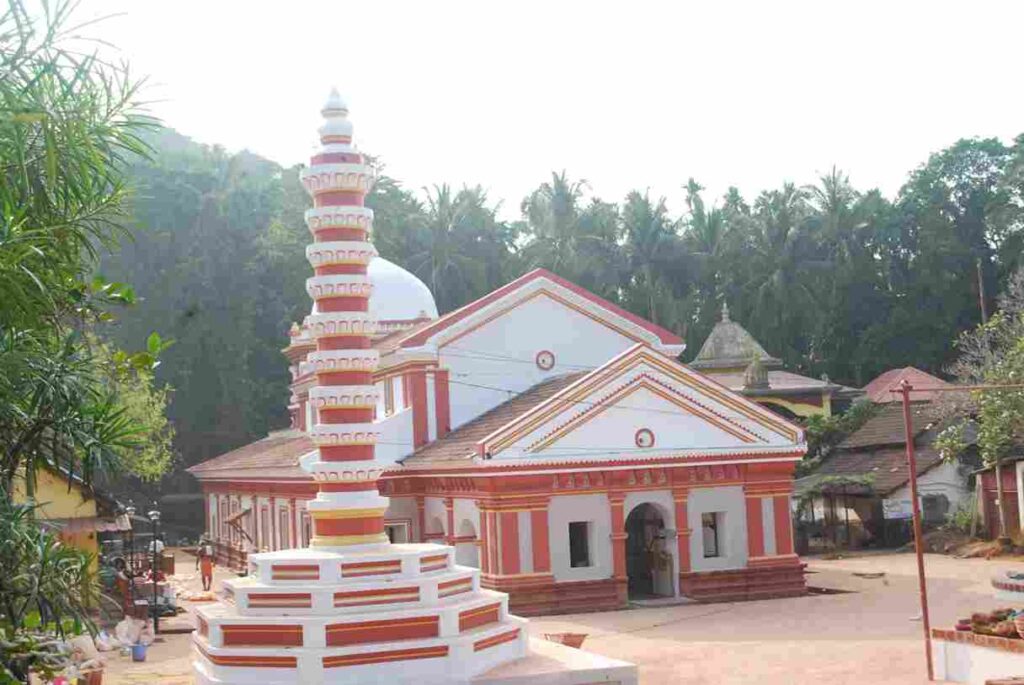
[191,91,531,685]
[301,89,387,549]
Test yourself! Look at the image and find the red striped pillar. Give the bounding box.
[673,489,691,573]
[530,504,551,573]
[300,91,387,548]
[746,492,765,558]
[609,493,627,582]
[774,493,794,555]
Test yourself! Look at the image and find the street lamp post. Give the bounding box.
[124,501,136,602]
[148,508,161,633]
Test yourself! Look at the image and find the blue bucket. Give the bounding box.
[131,643,147,662]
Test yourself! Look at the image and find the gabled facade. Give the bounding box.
[389,344,807,613]
[188,118,807,618]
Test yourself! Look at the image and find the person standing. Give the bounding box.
[196,537,215,592]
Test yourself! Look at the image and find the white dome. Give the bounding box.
[308,258,438,322]
[368,258,438,321]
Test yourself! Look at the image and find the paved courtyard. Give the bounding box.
[104,550,1024,684]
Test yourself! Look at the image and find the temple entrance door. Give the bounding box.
[625,503,673,599]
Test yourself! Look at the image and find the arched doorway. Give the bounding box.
[455,519,479,568]
[625,503,674,599]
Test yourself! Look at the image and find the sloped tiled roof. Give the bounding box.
[401,372,588,466]
[705,369,836,394]
[808,447,944,495]
[187,431,312,479]
[863,367,951,404]
[837,403,940,450]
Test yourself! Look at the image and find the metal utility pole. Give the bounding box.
[149,508,161,633]
[893,380,1024,681]
[895,380,933,681]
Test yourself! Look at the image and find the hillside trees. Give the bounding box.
[0,0,173,499]
[0,1,174,680]
[99,119,1024,486]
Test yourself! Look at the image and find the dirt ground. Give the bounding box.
[102,549,1024,684]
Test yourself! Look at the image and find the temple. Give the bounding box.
[191,91,547,685]
[690,303,859,419]
[189,98,811,620]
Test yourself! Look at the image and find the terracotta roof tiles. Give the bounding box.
[402,372,588,466]
[811,446,944,495]
[862,367,951,404]
[837,403,940,450]
[186,431,312,479]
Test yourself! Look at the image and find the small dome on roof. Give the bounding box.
[691,302,781,370]
[309,257,438,323]
[369,257,438,322]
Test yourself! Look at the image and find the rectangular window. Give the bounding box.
[568,521,592,568]
[385,522,410,543]
[702,512,723,558]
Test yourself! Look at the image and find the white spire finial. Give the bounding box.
[321,87,348,117]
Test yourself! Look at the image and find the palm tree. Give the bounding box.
[520,172,622,299]
[521,171,589,275]
[621,191,680,326]
[681,179,731,334]
[407,185,512,313]
[741,182,821,361]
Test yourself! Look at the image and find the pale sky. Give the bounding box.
[91,0,1023,218]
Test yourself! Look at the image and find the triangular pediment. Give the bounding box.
[397,269,684,355]
[480,344,804,462]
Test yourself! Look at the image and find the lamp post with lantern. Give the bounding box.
[124,501,136,598]
[148,507,161,633]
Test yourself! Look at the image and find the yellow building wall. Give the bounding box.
[12,469,101,571]
[757,393,832,419]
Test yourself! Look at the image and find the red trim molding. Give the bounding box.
[411,370,428,447]
[435,369,451,438]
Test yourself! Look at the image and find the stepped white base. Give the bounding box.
[194,636,636,685]
[193,542,634,685]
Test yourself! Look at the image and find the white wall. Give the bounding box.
[207,494,217,537]
[687,486,749,572]
[375,407,414,464]
[549,494,613,583]
[452,499,481,567]
[762,497,777,556]
[440,292,640,430]
[424,496,447,536]
[496,355,797,462]
[886,462,969,518]
[386,496,417,535]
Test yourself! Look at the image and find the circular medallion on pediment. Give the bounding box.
[635,428,656,449]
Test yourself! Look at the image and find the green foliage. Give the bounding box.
[0,0,175,503]
[98,127,1024,487]
[0,0,152,331]
[943,503,975,535]
[796,474,876,503]
[941,270,1024,467]
[0,494,95,683]
[799,400,880,475]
